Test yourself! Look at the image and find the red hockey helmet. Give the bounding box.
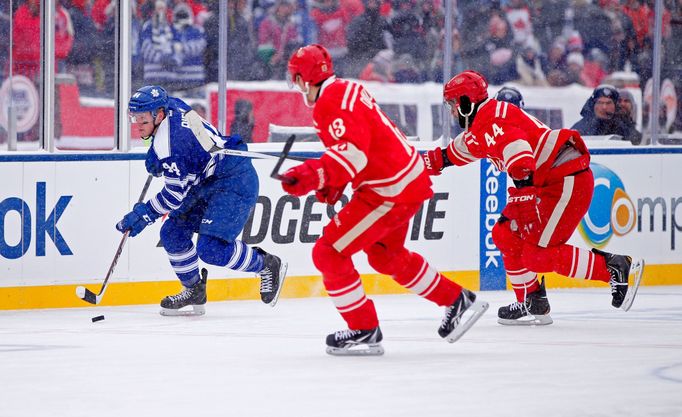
[287,44,334,87]
[443,70,489,108]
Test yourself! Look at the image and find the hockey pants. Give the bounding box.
[492,169,611,301]
[313,195,463,330]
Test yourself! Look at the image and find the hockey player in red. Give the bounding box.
[279,45,489,355]
[424,70,644,325]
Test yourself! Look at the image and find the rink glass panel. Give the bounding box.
[55,0,116,151]
[130,1,212,145]
[1,0,43,152]
[0,0,677,150]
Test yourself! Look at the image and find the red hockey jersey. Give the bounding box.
[445,98,590,185]
[313,77,433,203]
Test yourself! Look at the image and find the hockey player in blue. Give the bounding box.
[116,85,287,315]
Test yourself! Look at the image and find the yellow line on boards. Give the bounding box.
[0,265,679,310]
[0,271,479,310]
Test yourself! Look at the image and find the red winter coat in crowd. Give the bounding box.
[12,0,74,80]
[310,4,353,57]
[91,0,113,29]
[623,3,670,48]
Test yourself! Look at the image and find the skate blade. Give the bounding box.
[326,343,385,356]
[497,314,553,326]
[445,300,489,343]
[160,304,206,316]
[621,258,645,312]
[266,261,289,308]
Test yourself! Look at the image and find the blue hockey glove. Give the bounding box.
[116,203,160,237]
[145,151,164,177]
[221,134,243,149]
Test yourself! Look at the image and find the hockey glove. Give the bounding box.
[281,159,326,197]
[502,186,541,238]
[221,134,243,149]
[315,185,345,205]
[423,148,445,176]
[116,203,160,237]
[145,152,164,177]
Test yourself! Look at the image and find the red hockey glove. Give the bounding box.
[315,185,345,205]
[502,186,541,238]
[423,148,445,176]
[281,159,326,197]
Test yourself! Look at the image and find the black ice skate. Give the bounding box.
[255,247,288,307]
[326,327,384,356]
[438,289,489,343]
[160,268,207,316]
[592,248,645,311]
[498,277,553,326]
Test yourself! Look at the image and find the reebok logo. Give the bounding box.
[0,182,72,259]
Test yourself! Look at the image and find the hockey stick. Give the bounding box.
[211,147,312,162]
[270,134,298,185]
[184,110,310,162]
[75,174,154,305]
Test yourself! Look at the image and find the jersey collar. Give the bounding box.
[318,75,337,100]
[152,116,172,159]
[478,97,492,111]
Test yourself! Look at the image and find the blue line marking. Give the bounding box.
[0,153,147,162]
[0,152,322,162]
[1,147,679,163]
[589,147,682,155]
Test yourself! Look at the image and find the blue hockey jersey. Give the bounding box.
[144,97,255,216]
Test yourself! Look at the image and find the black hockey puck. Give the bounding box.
[91,315,105,323]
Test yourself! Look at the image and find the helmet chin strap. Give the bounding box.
[296,81,316,108]
[302,93,315,108]
[457,104,475,131]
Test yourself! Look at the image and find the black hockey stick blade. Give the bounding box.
[76,286,98,304]
[271,134,297,185]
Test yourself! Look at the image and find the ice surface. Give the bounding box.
[1,286,681,417]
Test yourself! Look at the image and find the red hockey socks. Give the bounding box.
[392,252,462,307]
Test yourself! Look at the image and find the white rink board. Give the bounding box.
[0,154,480,287]
[246,157,481,279]
[0,147,680,288]
[569,152,682,264]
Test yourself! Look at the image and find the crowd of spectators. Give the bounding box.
[1,0,681,133]
[571,83,642,143]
